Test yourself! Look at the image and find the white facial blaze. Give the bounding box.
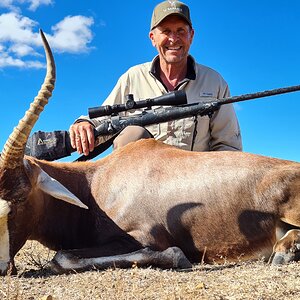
[0,199,10,273]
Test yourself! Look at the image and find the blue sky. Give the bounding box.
[0,0,299,162]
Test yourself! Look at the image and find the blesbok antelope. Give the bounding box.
[0,31,300,275]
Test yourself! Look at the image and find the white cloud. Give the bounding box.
[49,15,94,53]
[0,12,39,44]
[0,0,16,11]
[0,0,54,11]
[0,12,94,68]
[9,43,38,57]
[0,51,43,68]
[27,0,53,11]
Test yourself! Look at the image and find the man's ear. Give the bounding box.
[149,30,156,47]
[189,28,195,43]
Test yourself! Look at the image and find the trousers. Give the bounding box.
[113,126,152,150]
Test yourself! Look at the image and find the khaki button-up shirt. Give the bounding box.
[77,56,242,152]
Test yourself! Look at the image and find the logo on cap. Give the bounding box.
[168,0,177,7]
[165,0,182,13]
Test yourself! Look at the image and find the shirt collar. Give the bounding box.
[150,55,196,82]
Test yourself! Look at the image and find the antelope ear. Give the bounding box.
[37,168,88,209]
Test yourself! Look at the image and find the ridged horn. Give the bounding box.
[0,29,56,169]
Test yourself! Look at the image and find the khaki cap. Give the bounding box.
[150,1,192,30]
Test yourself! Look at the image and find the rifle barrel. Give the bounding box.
[93,84,300,137]
[220,84,300,105]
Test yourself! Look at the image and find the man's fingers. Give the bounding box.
[87,128,95,152]
[69,122,95,156]
[78,128,90,156]
[75,132,83,155]
[69,122,95,155]
[70,125,83,154]
[69,126,76,149]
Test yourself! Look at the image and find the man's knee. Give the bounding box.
[113,126,152,149]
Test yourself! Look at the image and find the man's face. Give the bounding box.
[149,15,194,65]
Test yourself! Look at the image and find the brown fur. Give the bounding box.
[2,139,299,271]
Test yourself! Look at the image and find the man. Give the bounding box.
[70,0,242,156]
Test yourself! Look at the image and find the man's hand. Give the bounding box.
[69,121,95,156]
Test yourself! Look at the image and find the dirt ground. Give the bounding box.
[1,241,300,300]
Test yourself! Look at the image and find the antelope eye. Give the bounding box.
[7,207,14,217]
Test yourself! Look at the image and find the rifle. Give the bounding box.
[25,84,300,161]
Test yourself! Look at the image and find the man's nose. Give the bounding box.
[168,32,179,41]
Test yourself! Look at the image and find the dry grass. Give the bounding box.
[1,241,300,300]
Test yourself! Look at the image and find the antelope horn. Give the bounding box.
[0,30,56,169]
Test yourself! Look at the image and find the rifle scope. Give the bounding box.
[88,90,187,119]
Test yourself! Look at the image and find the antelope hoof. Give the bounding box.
[271,251,300,266]
[162,247,193,269]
